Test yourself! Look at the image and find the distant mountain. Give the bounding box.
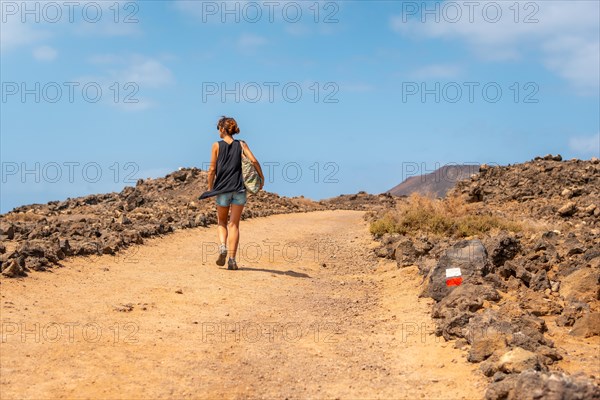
[387,164,480,198]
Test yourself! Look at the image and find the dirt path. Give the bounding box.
[1,210,486,399]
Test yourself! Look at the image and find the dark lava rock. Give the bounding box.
[433,282,501,320]
[395,237,434,267]
[558,202,577,217]
[59,239,72,256]
[488,234,521,268]
[0,223,15,240]
[485,370,600,400]
[556,301,590,327]
[529,270,551,292]
[1,258,26,277]
[422,239,489,302]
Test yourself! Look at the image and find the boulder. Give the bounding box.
[561,188,574,198]
[25,256,49,271]
[485,370,600,400]
[74,241,101,256]
[373,234,398,259]
[559,267,600,303]
[436,311,473,341]
[122,230,143,245]
[569,313,600,338]
[59,239,72,256]
[1,258,25,277]
[468,332,507,363]
[463,309,514,345]
[558,202,577,217]
[0,223,15,240]
[171,170,188,182]
[394,242,416,267]
[488,234,521,268]
[18,241,46,258]
[194,214,209,227]
[529,270,551,292]
[518,290,562,317]
[497,260,519,279]
[556,301,590,327]
[498,347,546,374]
[515,263,533,286]
[540,154,563,161]
[422,239,489,301]
[433,282,501,320]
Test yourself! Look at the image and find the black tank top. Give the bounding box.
[199,140,246,199]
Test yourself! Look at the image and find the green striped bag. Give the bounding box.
[240,141,262,194]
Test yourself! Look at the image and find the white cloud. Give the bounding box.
[543,37,600,96]
[0,19,49,52]
[238,33,267,48]
[1,0,140,53]
[75,54,174,111]
[285,24,311,37]
[72,0,141,37]
[235,33,268,55]
[85,54,174,88]
[32,45,58,61]
[118,59,174,89]
[409,64,463,79]
[284,24,337,37]
[173,0,332,25]
[73,18,141,37]
[391,1,600,93]
[172,1,205,19]
[113,98,156,112]
[569,133,600,157]
[88,53,120,64]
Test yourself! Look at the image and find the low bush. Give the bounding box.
[370,194,522,238]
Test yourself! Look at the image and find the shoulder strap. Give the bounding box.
[239,140,246,159]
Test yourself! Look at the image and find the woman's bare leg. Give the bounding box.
[227,205,244,259]
[217,205,230,246]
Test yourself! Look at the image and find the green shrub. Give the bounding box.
[369,213,399,236]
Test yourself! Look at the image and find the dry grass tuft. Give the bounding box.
[370,193,523,238]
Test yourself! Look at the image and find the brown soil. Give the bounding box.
[1,210,487,399]
[543,315,600,379]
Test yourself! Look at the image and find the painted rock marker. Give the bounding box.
[445,267,462,287]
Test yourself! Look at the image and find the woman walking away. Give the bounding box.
[198,116,265,270]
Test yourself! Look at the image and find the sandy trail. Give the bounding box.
[1,210,486,399]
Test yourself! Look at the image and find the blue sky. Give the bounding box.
[1,0,599,213]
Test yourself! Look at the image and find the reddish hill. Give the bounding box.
[387,164,480,198]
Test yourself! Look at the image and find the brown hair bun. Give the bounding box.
[217,116,240,135]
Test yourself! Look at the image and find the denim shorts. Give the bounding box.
[216,191,247,207]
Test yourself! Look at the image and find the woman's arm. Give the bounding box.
[207,142,219,190]
[241,141,265,189]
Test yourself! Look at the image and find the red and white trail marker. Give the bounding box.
[445,267,463,287]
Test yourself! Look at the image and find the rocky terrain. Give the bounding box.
[0,168,393,278]
[455,155,600,225]
[0,169,309,277]
[387,164,480,198]
[373,155,600,399]
[1,156,598,399]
